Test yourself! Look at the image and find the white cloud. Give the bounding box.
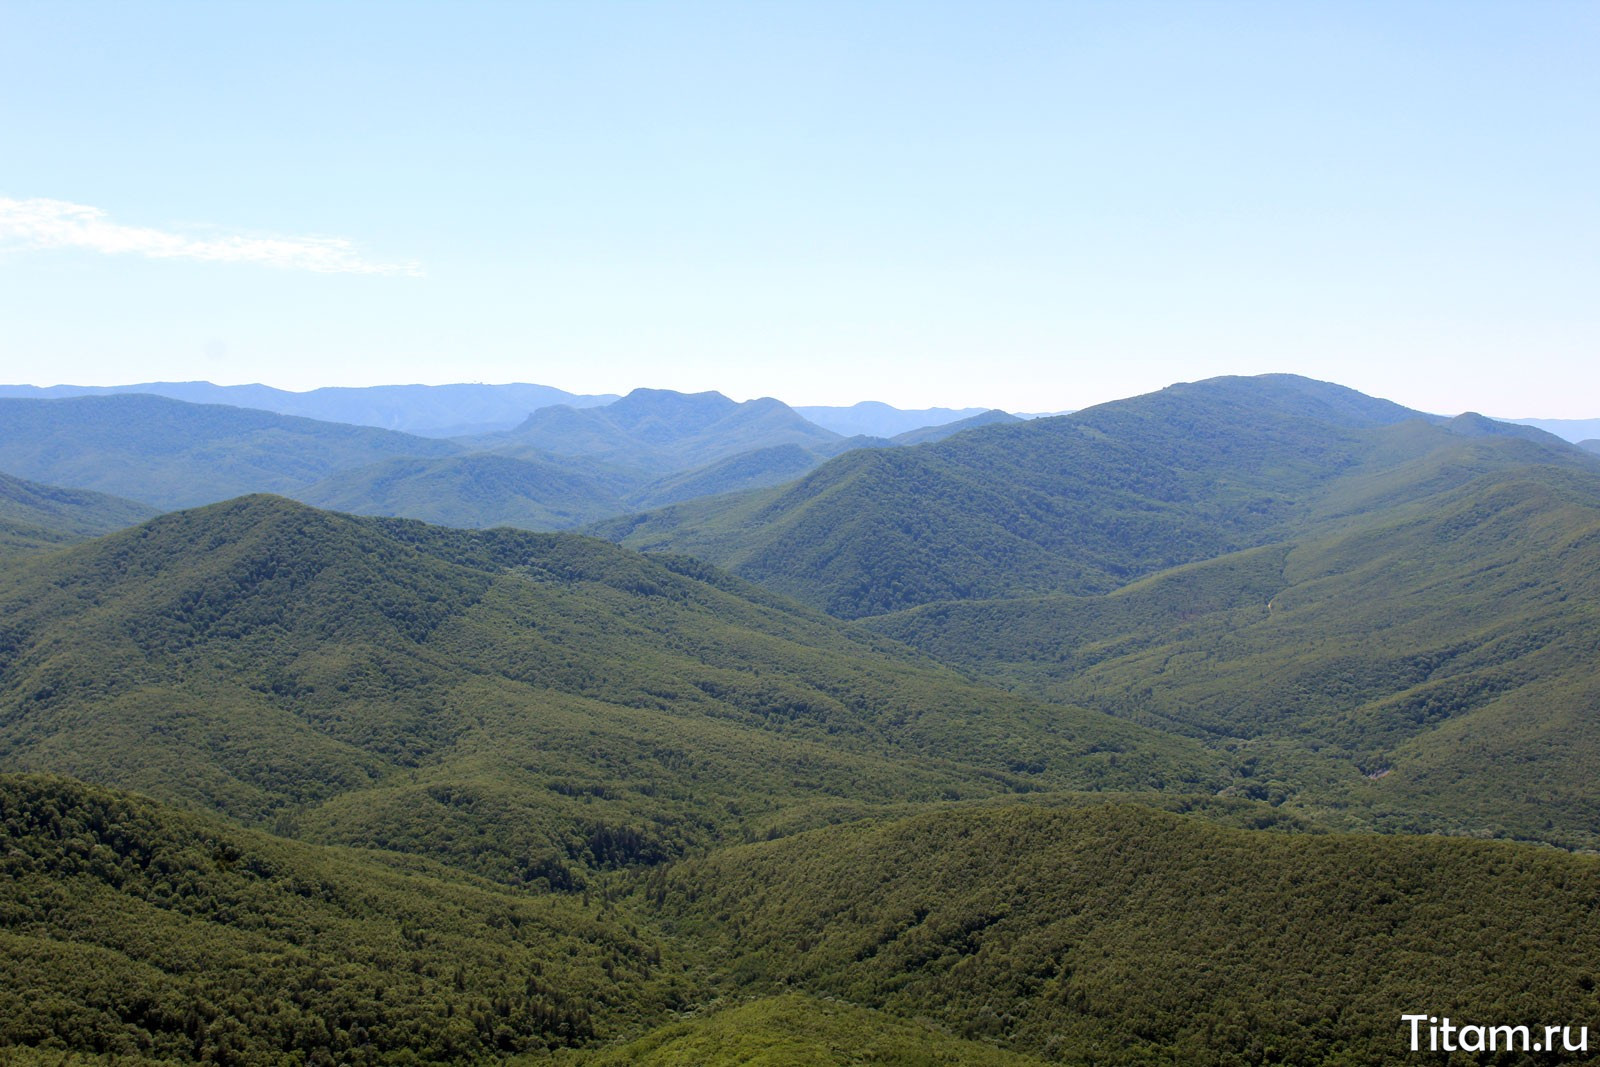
[0,196,423,277]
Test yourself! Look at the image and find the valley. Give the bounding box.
[1,374,1598,1064]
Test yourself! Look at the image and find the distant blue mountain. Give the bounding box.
[1500,416,1600,443]
[0,381,617,436]
[794,401,992,438]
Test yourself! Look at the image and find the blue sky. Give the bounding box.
[2,2,1595,415]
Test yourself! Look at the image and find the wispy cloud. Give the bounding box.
[0,196,423,277]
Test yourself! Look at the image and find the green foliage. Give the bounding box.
[0,774,684,1064]
[869,455,1600,848]
[648,803,1600,1066]
[0,470,160,560]
[889,409,1022,447]
[596,375,1597,619]
[296,451,644,531]
[569,994,1049,1066]
[593,375,1436,617]
[626,444,827,510]
[5,374,1600,1065]
[0,495,1215,884]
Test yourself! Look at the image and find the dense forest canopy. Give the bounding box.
[3,374,1598,1064]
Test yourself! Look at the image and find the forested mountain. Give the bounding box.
[0,395,460,509]
[295,451,642,530]
[0,381,617,436]
[890,408,1022,446]
[294,443,853,531]
[624,443,828,510]
[0,495,1213,886]
[478,389,851,473]
[0,774,680,1061]
[650,803,1600,1065]
[6,374,1600,1065]
[0,471,159,559]
[0,380,1009,440]
[595,375,1594,618]
[868,433,1600,847]
[0,389,880,530]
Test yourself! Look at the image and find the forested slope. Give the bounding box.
[0,395,459,509]
[869,439,1600,847]
[594,375,1497,617]
[0,495,1215,886]
[0,774,680,1062]
[650,803,1600,1066]
[0,471,159,559]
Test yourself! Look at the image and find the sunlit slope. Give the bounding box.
[0,774,681,1062]
[595,375,1506,618]
[573,994,1049,1067]
[869,444,1600,846]
[0,470,159,559]
[650,803,1600,1066]
[0,496,1216,884]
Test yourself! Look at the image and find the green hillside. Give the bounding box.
[0,395,460,509]
[650,803,1600,1066]
[0,495,1215,885]
[594,375,1476,618]
[0,470,160,559]
[890,408,1022,446]
[573,994,1049,1066]
[869,438,1600,847]
[295,451,642,530]
[0,774,681,1063]
[626,444,829,510]
[6,375,1599,1065]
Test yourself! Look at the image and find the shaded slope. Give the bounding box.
[626,443,829,510]
[295,451,643,530]
[651,803,1600,1066]
[0,394,459,509]
[0,496,1215,884]
[0,471,160,558]
[0,774,677,1062]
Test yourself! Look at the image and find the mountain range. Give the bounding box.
[0,381,618,437]
[2,372,1599,1065]
[0,387,1019,532]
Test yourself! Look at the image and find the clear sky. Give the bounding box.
[2,1,1595,416]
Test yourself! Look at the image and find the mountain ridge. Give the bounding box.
[594,375,1595,618]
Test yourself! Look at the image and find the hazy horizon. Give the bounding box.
[0,372,1591,426]
[3,3,1597,416]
